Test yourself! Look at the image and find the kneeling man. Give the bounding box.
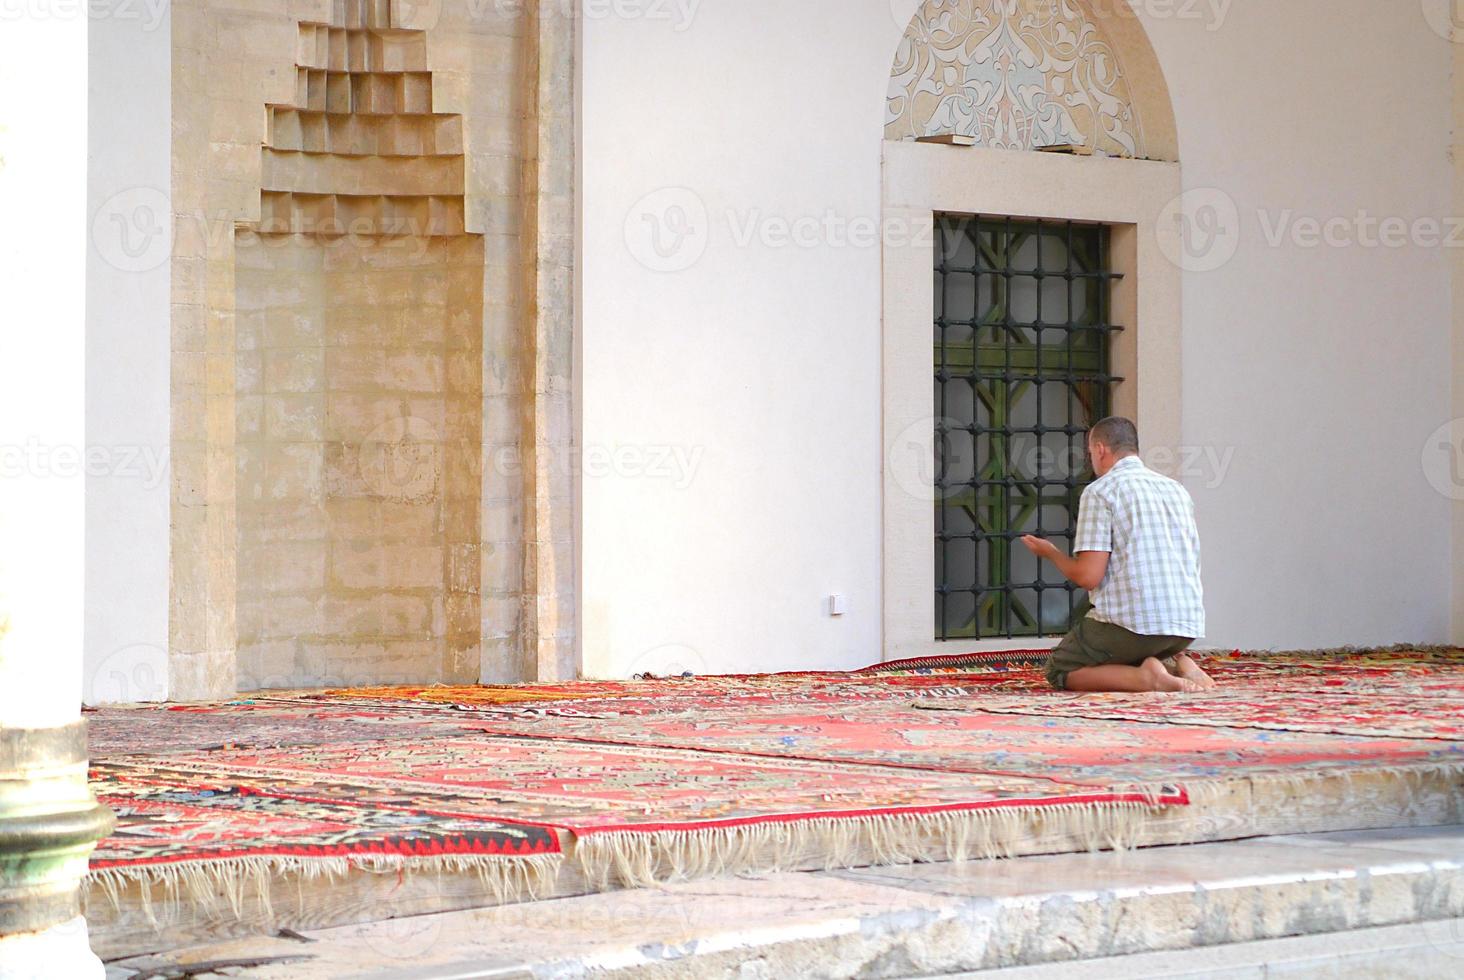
[1021,417,1213,693]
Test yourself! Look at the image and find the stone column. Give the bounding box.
[0,12,115,978]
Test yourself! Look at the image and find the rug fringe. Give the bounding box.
[1185,761,1464,813]
[571,799,1174,890]
[83,852,563,923]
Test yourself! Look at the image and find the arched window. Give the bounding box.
[881,0,1183,656]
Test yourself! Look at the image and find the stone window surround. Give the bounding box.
[880,140,1183,663]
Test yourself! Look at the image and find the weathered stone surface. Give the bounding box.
[102,828,1464,978]
[171,0,575,697]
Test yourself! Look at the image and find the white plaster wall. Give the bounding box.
[580,0,896,676]
[84,13,172,704]
[581,0,1457,675]
[0,15,90,728]
[1146,0,1455,650]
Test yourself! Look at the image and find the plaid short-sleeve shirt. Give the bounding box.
[1073,456,1205,639]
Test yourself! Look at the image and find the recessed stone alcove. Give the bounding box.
[168,0,572,699]
[231,2,484,690]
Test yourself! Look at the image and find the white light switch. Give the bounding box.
[828,594,847,617]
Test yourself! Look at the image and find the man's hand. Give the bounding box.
[1019,535,1110,591]
[1020,535,1061,561]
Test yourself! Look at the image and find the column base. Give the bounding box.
[0,917,103,980]
[0,722,114,969]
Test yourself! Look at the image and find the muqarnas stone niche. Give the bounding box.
[234,0,483,690]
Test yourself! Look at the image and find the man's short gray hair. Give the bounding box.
[1090,417,1140,454]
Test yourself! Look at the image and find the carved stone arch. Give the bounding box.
[885,0,1178,162]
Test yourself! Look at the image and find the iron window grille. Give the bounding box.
[934,215,1123,641]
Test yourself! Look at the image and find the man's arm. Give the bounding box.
[1019,537,1110,591]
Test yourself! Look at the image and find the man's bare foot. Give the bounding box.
[1140,657,1203,693]
[1172,653,1217,690]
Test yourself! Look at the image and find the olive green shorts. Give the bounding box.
[1045,614,1194,690]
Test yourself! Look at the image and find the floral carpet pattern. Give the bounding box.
[92,758,561,868]
[463,699,1464,784]
[87,648,1464,903]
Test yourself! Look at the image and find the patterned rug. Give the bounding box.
[85,702,481,758]
[89,733,1179,896]
[87,647,1464,912]
[949,689,1464,740]
[268,668,1048,719]
[463,697,1464,785]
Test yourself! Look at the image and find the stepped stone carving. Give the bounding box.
[233,0,484,690]
[170,0,575,698]
[245,0,468,237]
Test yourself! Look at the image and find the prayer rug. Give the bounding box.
[269,670,1050,720]
[464,698,1464,785]
[294,682,644,707]
[952,690,1464,740]
[86,648,1464,912]
[85,702,478,757]
[856,650,1051,674]
[89,735,1180,896]
[89,757,563,905]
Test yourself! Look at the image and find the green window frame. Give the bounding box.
[934,215,1123,641]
